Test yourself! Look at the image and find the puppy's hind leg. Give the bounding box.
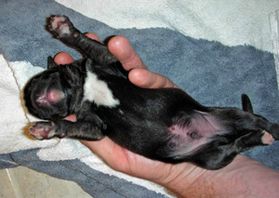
[234,130,275,150]
[46,15,117,66]
[187,130,273,170]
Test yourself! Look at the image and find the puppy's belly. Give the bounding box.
[166,124,216,158]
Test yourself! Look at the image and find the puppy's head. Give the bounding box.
[23,66,72,120]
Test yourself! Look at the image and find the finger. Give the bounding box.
[108,35,146,70]
[54,51,74,65]
[129,68,177,88]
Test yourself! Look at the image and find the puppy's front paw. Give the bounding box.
[261,130,275,145]
[28,121,58,140]
[46,15,75,38]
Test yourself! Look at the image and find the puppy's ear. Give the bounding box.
[241,94,254,113]
[47,56,58,69]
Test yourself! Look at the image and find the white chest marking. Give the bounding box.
[83,71,120,107]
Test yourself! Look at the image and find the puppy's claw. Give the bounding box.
[28,121,57,140]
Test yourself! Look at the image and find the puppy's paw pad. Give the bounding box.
[28,122,56,140]
[46,15,73,37]
[261,130,275,145]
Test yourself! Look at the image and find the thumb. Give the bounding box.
[129,68,177,89]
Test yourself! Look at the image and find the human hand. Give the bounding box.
[54,33,279,198]
[54,33,185,181]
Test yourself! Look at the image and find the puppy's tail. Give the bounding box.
[241,94,254,113]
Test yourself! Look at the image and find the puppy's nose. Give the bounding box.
[36,89,65,106]
[47,89,65,103]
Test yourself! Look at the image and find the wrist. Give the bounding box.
[154,155,279,198]
[153,162,210,197]
[155,157,241,198]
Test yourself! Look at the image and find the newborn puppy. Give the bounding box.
[24,15,279,170]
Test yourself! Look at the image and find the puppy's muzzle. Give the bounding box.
[36,89,65,106]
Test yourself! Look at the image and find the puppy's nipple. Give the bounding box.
[47,90,65,103]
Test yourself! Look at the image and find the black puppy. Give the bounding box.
[24,15,279,170]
